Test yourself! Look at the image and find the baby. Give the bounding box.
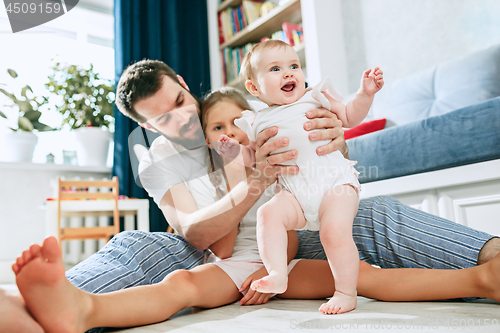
[217,40,384,314]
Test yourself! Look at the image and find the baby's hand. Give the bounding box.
[217,135,241,159]
[361,67,384,96]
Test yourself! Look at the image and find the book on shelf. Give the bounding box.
[217,12,225,44]
[218,1,265,44]
[282,22,303,47]
[242,0,264,25]
[221,43,256,84]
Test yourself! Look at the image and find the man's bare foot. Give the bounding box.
[478,237,500,265]
[319,291,357,315]
[477,252,500,302]
[250,272,287,294]
[14,236,93,333]
[0,288,43,333]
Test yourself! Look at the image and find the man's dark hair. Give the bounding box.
[115,59,200,123]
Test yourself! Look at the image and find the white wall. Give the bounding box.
[0,163,110,283]
[341,0,500,93]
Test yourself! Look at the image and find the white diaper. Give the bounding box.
[209,257,301,295]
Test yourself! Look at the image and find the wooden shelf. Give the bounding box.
[220,0,301,49]
[218,0,242,12]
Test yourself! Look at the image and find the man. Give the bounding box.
[2,59,499,332]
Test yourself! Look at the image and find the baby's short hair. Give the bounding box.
[240,40,292,81]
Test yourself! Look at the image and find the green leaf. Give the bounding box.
[24,110,42,121]
[0,88,16,102]
[7,69,18,78]
[18,116,34,131]
[32,121,55,131]
[0,110,7,118]
[17,100,34,112]
[21,85,33,98]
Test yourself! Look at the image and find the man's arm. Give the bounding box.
[160,180,263,250]
[160,126,299,250]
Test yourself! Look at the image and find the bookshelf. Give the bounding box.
[207,0,350,94]
[220,0,301,49]
[210,0,303,91]
[217,0,242,11]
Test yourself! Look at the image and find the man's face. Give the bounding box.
[135,75,205,149]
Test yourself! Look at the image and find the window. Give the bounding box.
[0,0,114,164]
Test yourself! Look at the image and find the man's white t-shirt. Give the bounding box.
[138,136,210,206]
[138,135,274,261]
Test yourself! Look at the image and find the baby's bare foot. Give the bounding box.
[15,236,93,333]
[217,135,240,159]
[250,273,288,294]
[319,291,357,315]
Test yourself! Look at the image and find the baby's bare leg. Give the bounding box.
[318,185,359,314]
[252,191,306,294]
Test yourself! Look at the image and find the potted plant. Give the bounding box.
[0,69,54,162]
[46,63,115,166]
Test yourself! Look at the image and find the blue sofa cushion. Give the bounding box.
[348,97,500,184]
[368,44,500,125]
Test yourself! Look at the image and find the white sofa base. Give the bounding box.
[359,159,500,236]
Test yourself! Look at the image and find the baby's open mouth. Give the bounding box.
[281,82,295,92]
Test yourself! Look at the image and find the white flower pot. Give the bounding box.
[2,131,38,162]
[73,127,112,167]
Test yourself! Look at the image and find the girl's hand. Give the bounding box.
[239,267,273,305]
[304,109,349,158]
[361,67,384,96]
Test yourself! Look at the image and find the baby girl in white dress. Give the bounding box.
[217,40,384,314]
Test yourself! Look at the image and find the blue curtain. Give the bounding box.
[112,0,211,232]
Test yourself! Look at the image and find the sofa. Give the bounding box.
[347,43,500,183]
[345,44,500,236]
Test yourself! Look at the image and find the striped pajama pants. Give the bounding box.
[67,195,492,294]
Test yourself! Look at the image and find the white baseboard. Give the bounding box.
[0,260,16,284]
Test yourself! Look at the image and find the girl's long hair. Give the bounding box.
[201,87,253,200]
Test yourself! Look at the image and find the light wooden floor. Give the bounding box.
[110,297,500,333]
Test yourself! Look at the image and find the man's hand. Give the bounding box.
[250,127,299,191]
[304,108,349,158]
[239,267,273,305]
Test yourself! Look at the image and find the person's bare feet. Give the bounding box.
[250,272,288,294]
[477,252,500,302]
[477,237,500,265]
[0,288,43,333]
[319,291,357,315]
[13,236,93,333]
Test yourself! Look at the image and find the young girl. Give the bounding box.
[10,88,500,333]
[217,40,383,314]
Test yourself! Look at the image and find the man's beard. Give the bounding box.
[163,117,206,150]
